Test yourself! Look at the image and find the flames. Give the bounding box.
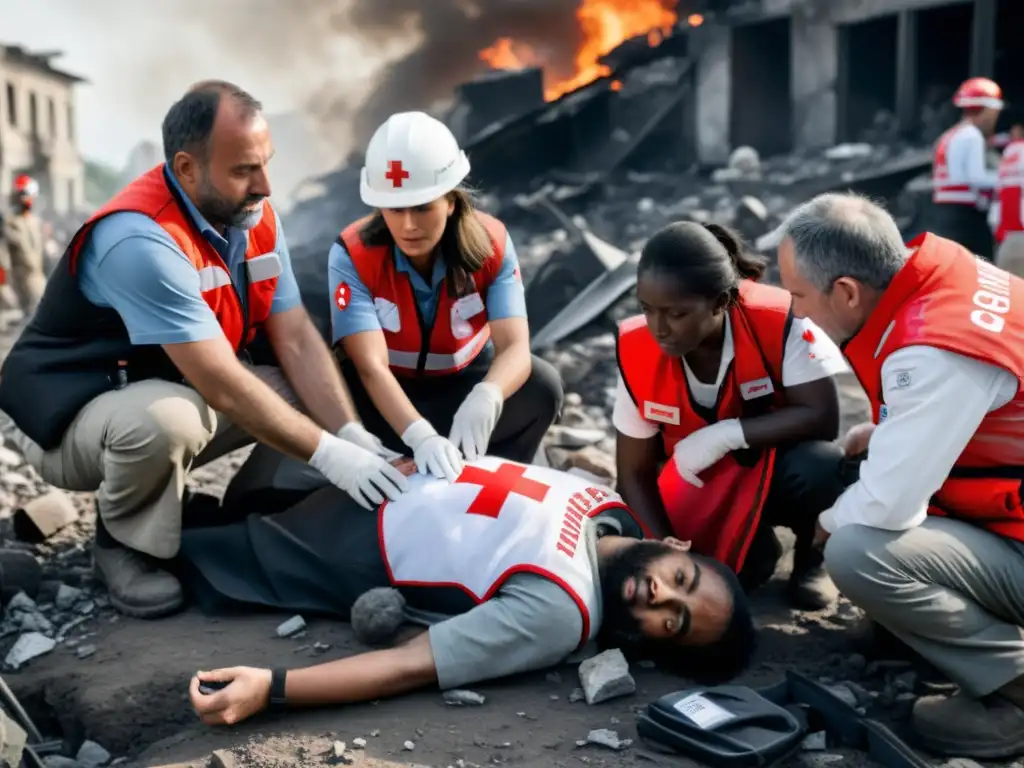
[478,1,703,101]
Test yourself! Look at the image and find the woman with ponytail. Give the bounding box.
[615,221,847,610]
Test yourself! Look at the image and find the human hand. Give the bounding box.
[189,667,271,726]
[842,422,876,457]
[672,419,747,488]
[308,431,409,508]
[449,383,504,461]
[337,421,402,461]
[402,419,463,482]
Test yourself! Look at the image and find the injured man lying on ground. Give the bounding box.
[180,449,755,726]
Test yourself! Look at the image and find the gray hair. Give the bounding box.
[780,193,907,292]
[161,80,262,166]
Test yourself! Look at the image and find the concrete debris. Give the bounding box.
[76,740,112,767]
[42,757,78,768]
[569,688,585,703]
[275,615,306,638]
[327,740,351,765]
[55,583,84,611]
[580,728,632,750]
[545,426,606,449]
[209,748,236,768]
[402,740,415,751]
[800,731,827,751]
[5,631,55,668]
[578,648,635,705]
[0,708,26,767]
[443,689,486,706]
[13,489,79,543]
[351,737,366,749]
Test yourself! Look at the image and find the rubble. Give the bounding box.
[276,615,306,638]
[443,689,486,706]
[579,728,632,750]
[578,648,635,705]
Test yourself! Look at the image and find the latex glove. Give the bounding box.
[449,382,504,461]
[190,667,271,726]
[337,421,402,461]
[672,419,748,488]
[402,418,463,482]
[308,431,409,508]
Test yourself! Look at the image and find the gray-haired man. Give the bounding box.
[776,192,1024,759]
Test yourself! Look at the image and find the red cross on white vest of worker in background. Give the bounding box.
[385,160,410,188]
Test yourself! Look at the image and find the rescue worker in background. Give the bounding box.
[329,111,563,481]
[0,174,47,317]
[926,77,1003,260]
[778,192,1024,760]
[614,222,849,611]
[0,81,406,620]
[990,109,1024,277]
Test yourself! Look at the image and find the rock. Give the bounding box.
[7,591,36,612]
[578,648,635,705]
[0,709,26,767]
[443,689,486,706]
[734,196,769,240]
[584,728,632,750]
[728,145,762,175]
[275,615,306,638]
[351,738,366,749]
[76,740,112,767]
[569,687,585,703]
[561,446,616,483]
[546,426,606,448]
[54,583,83,611]
[5,631,56,668]
[18,611,52,632]
[800,731,827,751]
[326,740,351,765]
[76,643,97,659]
[42,758,77,768]
[351,587,406,645]
[825,684,858,709]
[402,740,415,751]
[209,749,235,768]
[0,445,22,467]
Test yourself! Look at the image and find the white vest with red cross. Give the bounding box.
[378,458,630,648]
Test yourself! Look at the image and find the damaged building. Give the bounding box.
[693,0,1017,163]
[0,44,86,215]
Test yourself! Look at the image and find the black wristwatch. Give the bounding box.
[269,668,288,712]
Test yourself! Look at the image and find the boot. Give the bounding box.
[788,542,838,611]
[913,687,1024,758]
[93,542,184,619]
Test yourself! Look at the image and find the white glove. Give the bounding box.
[402,419,463,483]
[449,382,504,461]
[337,421,402,461]
[308,431,409,509]
[672,419,747,488]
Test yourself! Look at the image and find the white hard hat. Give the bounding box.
[360,111,471,208]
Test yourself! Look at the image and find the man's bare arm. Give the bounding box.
[163,336,322,460]
[263,305,360,434]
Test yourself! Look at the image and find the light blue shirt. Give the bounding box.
[327,230,527,345]
[78,168,301,345]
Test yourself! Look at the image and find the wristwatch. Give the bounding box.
[269,668,288,713]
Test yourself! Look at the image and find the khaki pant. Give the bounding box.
[0,366,298,559]
[825,517,1024,697]
[0,213,46,315]
[995,232,1024,279]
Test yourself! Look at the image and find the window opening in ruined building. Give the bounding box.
[839,14,897,143]
[729,17,792,157]
[66,103,74,141]
[916,2,971,143]
[28,92,37,137]
[47,97,56,137]
[995,0,1024,121]
[5,83,15,127]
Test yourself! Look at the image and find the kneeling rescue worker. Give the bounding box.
[0,81,406,619]
[926,77,1003,260]
[778,192,1024,760]
[329,111,564,481]
[615,222,849,610]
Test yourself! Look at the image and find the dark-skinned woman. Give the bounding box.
[328,112,563,482]
[614,222,848,610]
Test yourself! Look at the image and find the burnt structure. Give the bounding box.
[692,0,1023,164]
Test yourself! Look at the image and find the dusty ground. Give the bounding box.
[0,311,946,768]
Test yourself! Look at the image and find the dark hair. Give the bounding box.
[599,555,757,685]
[638,221,766,303]
[359,187,494,297]
[161,80,263,166]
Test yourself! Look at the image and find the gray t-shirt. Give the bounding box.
[425,509,641,690]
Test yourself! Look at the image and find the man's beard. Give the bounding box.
[599,539,676,642]
[196,175,265,231]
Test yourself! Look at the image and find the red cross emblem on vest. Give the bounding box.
[456,463,551,518]
[385,160,410,188]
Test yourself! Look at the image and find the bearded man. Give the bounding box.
[0,81,403,620]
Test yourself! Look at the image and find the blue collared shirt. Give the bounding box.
[78,168,301,345]
[327,230,527,346]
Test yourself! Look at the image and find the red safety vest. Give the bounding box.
[617,280,791,571]
[933,123,990,207]
[338,212,506,376]
[68,164,280,351]
[996,139,1024,243]
[844,233,1024,542]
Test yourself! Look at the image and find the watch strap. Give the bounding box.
[269,668,288,712]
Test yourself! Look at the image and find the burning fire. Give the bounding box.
[478,1,703,101]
